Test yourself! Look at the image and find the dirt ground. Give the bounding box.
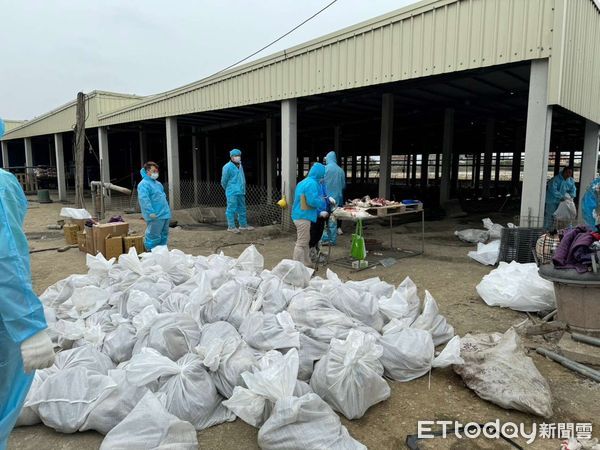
[8,198,600,450]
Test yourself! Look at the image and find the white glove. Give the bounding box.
[563,193,572,200]
[328,197,337,206]
[149,213,157,219]
[20,330,55,373]
[319,211,329,218]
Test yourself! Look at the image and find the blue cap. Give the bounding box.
[230,148,242,157]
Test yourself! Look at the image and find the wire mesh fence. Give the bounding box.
[178,180,283,227]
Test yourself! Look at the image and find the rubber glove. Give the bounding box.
[328,197,337,206]
[319,211,329,218]
[149,213,157,219]
[20,330,55,373]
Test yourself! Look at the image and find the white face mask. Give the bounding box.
[150,172,159,180]
[232,156,241,164]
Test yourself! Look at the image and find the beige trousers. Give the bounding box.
[293,219,312,266]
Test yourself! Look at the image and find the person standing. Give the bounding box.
[0,169,55,449]
[138,161,172,251]
[544,167,576,229]
[309,179,332,263]
[292,163,335,266]
[221,148,253,233]
[322,151,346,245]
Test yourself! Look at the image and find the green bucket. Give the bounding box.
[37,189,53,204]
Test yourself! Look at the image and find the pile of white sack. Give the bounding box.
[455,218,514,266]
[22,245,466,449]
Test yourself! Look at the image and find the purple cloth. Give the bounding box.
[552,225,595,273]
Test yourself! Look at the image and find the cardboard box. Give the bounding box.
[104,235,124,260]
[85,225,95,254]
[124,235,144,254]
[77,232,86,252]
[68,218,87,231]
[63,224,79,245]
[93,222,129,256]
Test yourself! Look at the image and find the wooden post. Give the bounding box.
[74,92,86,208]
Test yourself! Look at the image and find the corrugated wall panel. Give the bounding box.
[549,0,600,123]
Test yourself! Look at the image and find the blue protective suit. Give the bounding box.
[292,163,327,223]
[0,169,47,449]
[582,177,600,229]
[137,168,171,250]
[324,151,346,206]
[221,154,247,228]
[544,170,577,228]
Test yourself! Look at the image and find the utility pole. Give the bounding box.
[75,92,86,208]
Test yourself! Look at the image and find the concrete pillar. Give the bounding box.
[520,59,553,225]
[204,136,211,182]
[1,141,9,168]
[139,129,148,167]
[191,126,199,205]
[579,120,600,218]
[421,153,429,188]
[24,137,33,173]
[379,93,394,199]
[54,133,67,201]
[440,108,454,202]
[482,118,495,197]
[266,118,274,201]
[98,127,110,186]
[281,99,297,228]
[165,117,181,209]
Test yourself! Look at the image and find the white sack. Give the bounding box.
[102,322,136,364]
[455,229,489,243]
[133,313,201,361]
[310,330,390,419]
[258,393,367,450]
[554,197,577,222]
[235,244,265,274]
[253,274,289,314]
[99,391,198,450]
[125,348,234,430]
[239,311,300,351]
[201,279,252,328]
[297,333,329,381]
[60,207,92,219]
[86,253,115,277]
[453,328,553,418]
[483,218,504,240]
[411,291,454,346]
[27,367,116,433]
[54,345,116,375]
[468,240,500,266]
[476,261,556,312]
[271,259,313,288]
[378,276,421,323]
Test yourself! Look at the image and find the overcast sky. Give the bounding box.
[0,0,417,120]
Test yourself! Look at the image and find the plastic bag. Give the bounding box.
[239,311,300,351]
[350,220,366,260]
[60,207,92,219]
[554,197,577,222]
[86,253,115,277]
[297,333,329,381]
[310,330,390,419]
[378,276,421,323]
[125,348,234,430]
[99,391,198,450]
[201,279,252,328]
[476,261,556,312]
[235,244,265,274]
[81,369,148,435]
[253,273,290,314]
[454,329,553,417]
[53,345,116,375]
[468,240,500,266]
[454,229,489,243]
[271,259,314,288]
[124,289,159,318]
[258,393,366,450]
[27,367,116,433]
[58,286,110,320]
[133,313,201,361]
[411,291,455,346]
[102,322,137,364]
[483,218,504,240]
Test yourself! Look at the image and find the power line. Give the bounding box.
[214,0,339,76]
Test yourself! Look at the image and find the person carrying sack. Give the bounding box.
[291,163,334,266]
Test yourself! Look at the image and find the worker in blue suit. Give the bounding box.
[321,151,346,245]
[0,168,55,450]
[544,167,576,229]
[138,161,172,250]
[292,163,335,266]
[221,149,253,233]
[581,177,600,229]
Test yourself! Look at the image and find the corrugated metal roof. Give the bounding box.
[2,91,144,140]
[98,0,555,125]
[548,0,600,124]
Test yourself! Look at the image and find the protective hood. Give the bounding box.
[325,151,338,165]
[308,163,326,180]
[140,167,152,181]
[230,148,242,157]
